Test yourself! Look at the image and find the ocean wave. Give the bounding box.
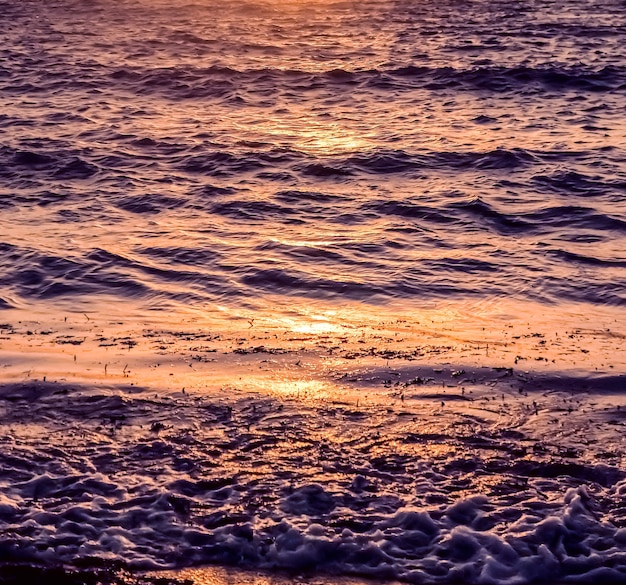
[161,146,562,182]
[548,280,626,307]
[240,268,385,299]
[255,240,386,269]
[273,190,350,204]
[0,146,98,184]
[386,64,626,92]
[548,249,626,268]
[136,246,223,267]
[526,205,626,233]
[116,194,188,214]
[179,150,297,176]
[532,170,626,196]
[447,198,532,234]
[363,200,458,224]
[310,148,561,178]
[0,0,623,313]
[209,200,302,223]
[98,63,626,98]
[0,246,184,302]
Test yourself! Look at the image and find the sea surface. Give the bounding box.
[1,0,625,313]
[1,0,626,583]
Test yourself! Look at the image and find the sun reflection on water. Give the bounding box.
[236,113,373,156]
[247,378,338,400]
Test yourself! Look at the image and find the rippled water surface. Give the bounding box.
[1,1,626,583]
[1,0,625,314]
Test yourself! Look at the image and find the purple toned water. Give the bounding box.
[0,0,625,313]
[1,0,626,583]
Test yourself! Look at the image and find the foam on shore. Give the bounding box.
[0,301,625,584]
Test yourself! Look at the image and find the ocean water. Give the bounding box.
[1,0,626,583]
[1,0,625,312]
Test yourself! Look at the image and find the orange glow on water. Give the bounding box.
[235,113,374,156]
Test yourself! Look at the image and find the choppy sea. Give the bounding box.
[1,0,626,583]
[1,0,625,312]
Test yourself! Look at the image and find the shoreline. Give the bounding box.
[0,298,625,584]
[1,296,623,391]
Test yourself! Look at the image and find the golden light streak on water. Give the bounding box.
[242,113,374,156]
[153,566,393,585]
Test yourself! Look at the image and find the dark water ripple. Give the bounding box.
[7,61,626,101]
[96,63,626,98]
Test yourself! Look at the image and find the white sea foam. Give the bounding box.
[0,365,625,583]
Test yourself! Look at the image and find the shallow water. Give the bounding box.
[1,0,626,583]
[0,307,625,584]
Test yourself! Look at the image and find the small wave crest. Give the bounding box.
[102,63,626,99]
[532,170,626,197]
